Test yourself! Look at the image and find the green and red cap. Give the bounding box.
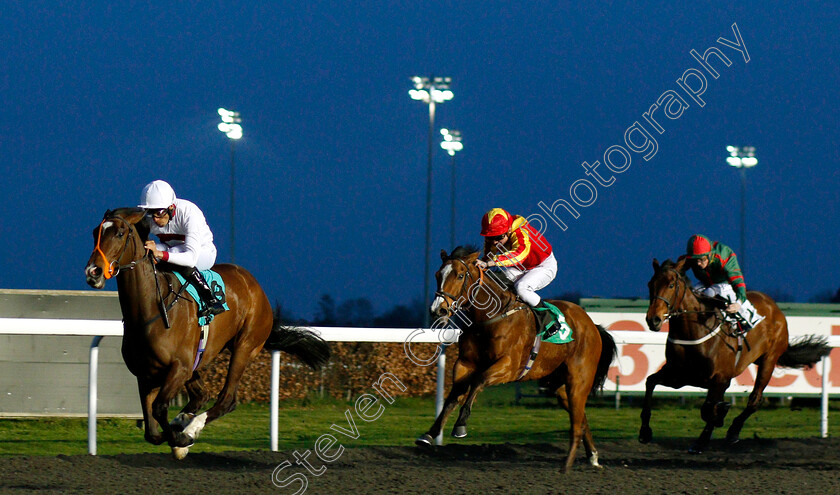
[686,234,712,259]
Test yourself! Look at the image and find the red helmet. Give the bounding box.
[480,208,513,236]
[686,234,712,259]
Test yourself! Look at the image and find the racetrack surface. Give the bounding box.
[1,437,839,494]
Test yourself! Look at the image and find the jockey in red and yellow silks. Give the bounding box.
[475,208,558,329]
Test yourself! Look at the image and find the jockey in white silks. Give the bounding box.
[138,180,225,317]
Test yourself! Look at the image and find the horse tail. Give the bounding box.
[776,334,831,369]
[591,325,618,395]
[264,321,331,370]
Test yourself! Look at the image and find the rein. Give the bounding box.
[655,268,723,346]
[435,258,483,313]
[96,213,185,327]
[95,216,145,279]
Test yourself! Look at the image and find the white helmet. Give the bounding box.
[138,180,177,209]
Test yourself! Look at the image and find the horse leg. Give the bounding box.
[183,342,260,445]
[150,363,193,451]
[138,380,165,445]
[171,372,211,431]
[559,372,599,473]
[451,357,512,439]
[555,386,601,469]
[726,357,772,444]
[417,360,474,445]
[639,367,669,444]
[690,380,731,454]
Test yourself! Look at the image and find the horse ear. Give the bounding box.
[440,249,448,262]
[675,257,688,273]
[466,252,480,263]
[123,207,147,225]
[652,258,660,272]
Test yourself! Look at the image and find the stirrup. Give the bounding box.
[198,301,225,317]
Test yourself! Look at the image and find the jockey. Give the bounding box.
[475,208,559,332]
[682,234,764,329]
[138,180,225,317]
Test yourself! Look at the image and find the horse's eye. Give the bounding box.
[668,283,674,288]
[458,274,464,279]
[116,230,125,238]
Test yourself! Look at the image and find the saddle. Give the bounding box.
[531,301,573,344]
[171,269,229,326]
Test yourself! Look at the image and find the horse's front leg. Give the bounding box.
[150,363,193,451]
[451,356,513,438]
[690,380,731,454]
[639,366,669,444]
[138,380,165,445]
[416,359,474,446]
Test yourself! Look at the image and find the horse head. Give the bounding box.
[430,246,481,318]
[645,258,690,332]
[85,207,149,289]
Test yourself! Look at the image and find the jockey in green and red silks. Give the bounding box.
[681,234,764,329]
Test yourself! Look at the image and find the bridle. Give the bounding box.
[652,267,727,346]
[94,215,148,279]
[94,213,182,328]
[435,258,485,315]
[652,268,687,319]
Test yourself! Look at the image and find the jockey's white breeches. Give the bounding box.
[498,252,557,306]
[696,282,761,324]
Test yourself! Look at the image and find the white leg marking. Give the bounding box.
[183,412,207,439]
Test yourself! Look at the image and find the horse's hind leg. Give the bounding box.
[417,360,474,445]
[555,386,600,468]
[171,372,211,429]
[690,381,731,454]
[726,357,773,444]
[189,341,261,438]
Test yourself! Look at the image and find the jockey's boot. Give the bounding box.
[183,267,225,317]
[534,300,558,338]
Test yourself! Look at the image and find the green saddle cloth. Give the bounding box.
[173,269,230,326]
[533,301,574,344]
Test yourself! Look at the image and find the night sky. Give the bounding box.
[2,2,839,320]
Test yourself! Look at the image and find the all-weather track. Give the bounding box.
[2,437,840,494]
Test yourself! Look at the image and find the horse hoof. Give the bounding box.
[688,443,705,455]
[171,446,190,460]
[415,434,434,447]
[451,426,467,438]
[726,433,740,445]
[638,426,652,444]
[172,431,196,448]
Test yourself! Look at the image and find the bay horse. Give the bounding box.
[642,258,830,453]
[416,246,617,473]
[84,208,330,458]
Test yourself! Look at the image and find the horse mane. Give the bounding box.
[103,207,150,242]
[446,244,520,293]
[448,245,481,260]
[657,259,726,310]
